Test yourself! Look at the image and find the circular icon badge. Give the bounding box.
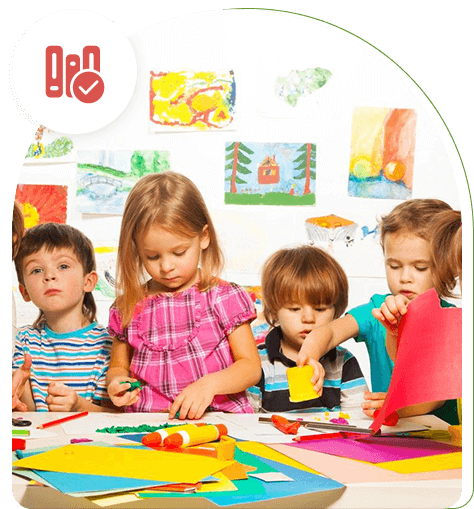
[12,10,137,134]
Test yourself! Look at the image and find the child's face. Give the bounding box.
[276,303,335,356]
[19,247,96,317]
[384,232,434,301]
[139,224,210,293]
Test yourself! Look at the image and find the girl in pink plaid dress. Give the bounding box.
[106,172,261,419]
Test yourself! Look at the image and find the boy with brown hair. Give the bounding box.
[297,199,457,421]
[247,245,368,415]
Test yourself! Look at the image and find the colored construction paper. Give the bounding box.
[286,435,461,463]
[287,365,320,402]
[204,450,345,506]
[248,472,294,482]
[269,444,462,484]
[13,444,233,484]
[376,452,462,474]
[371,289,461,433]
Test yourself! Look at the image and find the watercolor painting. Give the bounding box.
[348,107,417,199]
[24,125,75,163]
[149,70,236,131]
[225,142,316,205]
[275,67,332,107]
[76,150,170,215]
[15,184,68,228]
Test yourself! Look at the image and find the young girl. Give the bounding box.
[12,223,112,412]
[106,171,261,420]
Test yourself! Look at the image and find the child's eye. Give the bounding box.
[174,250,187,257]
[59,264,69,270]
[388,264,400,270]
[288,307,301,312]
[415,266,429,272]
[30,268,43,275]
[146,255,160,261]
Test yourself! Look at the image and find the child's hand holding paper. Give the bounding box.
[12,353,32,412]
[107,376,141,407]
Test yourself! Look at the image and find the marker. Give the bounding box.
[142,423,206,447]
[164,424,228,448]
[12,429,30,436]
[37,411,89,430]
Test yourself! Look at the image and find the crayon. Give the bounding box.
[12,429,30,436]
[142,423,206,447]
[164,424,228,448]
[37,411,89,429]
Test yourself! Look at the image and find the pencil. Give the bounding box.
[37,411,89,429]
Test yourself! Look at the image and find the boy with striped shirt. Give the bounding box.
[247,246,367,415]
[12,223,112,412]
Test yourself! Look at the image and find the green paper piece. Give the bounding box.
[120,380,142,391]
[96,423,184,434]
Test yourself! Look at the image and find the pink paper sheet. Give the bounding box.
[371,289,461,433]
[286,435,461,463]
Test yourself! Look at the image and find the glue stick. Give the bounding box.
[141,423,206,447]
[164,424,228,448]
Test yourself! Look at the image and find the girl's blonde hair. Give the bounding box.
[429,209,462,298]
[115,171,224,327]
[261,245,349,327]
[379,198,453,249]
[14,223,98,328]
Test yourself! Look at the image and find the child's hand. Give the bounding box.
[107,376,141,407]
[12,353,32,412]
[46,382,79,411]
[169,377,217,420]
[372,294,410,336]
[362,390,386,417]
[296,353,325,396]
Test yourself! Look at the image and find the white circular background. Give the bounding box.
[12,9,137,134]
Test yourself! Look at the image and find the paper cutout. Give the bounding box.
[371,289,462,433]
[248,472,294,482]
[220,461,257,480]
[287,365,320,402]
[376,452,462,474]
[13,444,233,484]
[268,444,462,484]
[287,435,461,463]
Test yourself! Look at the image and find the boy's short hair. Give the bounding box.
[12,201,24,259]
[14,222,97,327]
[261,245,348,326]
[379,199,453,249]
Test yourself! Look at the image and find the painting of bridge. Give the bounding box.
[76,149,170,215]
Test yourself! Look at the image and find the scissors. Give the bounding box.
[12,417,32,427]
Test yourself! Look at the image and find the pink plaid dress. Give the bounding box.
[108,280,256,413]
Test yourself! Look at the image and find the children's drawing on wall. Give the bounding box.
[348,107,416,200]
[15,184,68,228]
[225,142,316,205]
[305,215,358,248]
[93,246,118,300]
[149,70,236,131]
[275,67,332,107]
[24,125,75,163]
[76,150,170,215]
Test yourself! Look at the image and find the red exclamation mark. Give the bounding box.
[45,46,63,98]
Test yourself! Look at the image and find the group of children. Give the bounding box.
[12,171,462,426]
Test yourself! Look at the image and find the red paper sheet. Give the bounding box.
[371,289,461,433]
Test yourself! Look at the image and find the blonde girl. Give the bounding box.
[107,172,261,419]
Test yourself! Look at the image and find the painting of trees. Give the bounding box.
[293,143,316,195]
[225,142,254,193]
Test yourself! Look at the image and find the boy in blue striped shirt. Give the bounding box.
[12,223,112,412]
[247,246,367,415]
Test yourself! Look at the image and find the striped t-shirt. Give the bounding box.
[12,322,112,411]
[246,327,368,414]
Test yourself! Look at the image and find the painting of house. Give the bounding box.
[225,142,316,205]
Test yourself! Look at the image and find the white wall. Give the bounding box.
[14,10,461,387]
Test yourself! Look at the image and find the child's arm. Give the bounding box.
[169,322,261,420]
[46,382,119,412]
[371,294,409,360]
[297,314,360,390]
[106,338,141,407]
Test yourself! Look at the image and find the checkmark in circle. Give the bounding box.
[71,70,105,104]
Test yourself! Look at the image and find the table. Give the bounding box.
[12,412,461,508]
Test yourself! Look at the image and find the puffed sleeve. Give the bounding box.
[213,282,257,336]
[108,306,128,341]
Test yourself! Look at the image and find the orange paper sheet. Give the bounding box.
[371,289,461,433]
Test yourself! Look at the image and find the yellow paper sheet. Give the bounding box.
[237,441,321,474]
[287,365,320,402]
[376,452,462,474]
[13,444,233,484]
